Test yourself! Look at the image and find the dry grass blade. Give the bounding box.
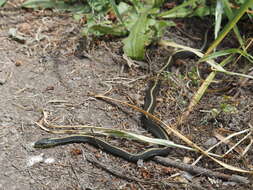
[40,111,98,129]
[95,94,253,173]
[222,132,252,157]
[241,123,253,157]
[35,111,115,134]
[193,128,251,165]
[214,132,244,156]
[242,139,253,157]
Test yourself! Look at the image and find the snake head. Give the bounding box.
[34,138,58,148]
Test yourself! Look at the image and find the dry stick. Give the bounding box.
[153,156,249,184]
[69,161,84,190]
[85,155,154,184]
[85,155,206,190]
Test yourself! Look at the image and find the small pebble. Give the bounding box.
[137,159,144,167]
[27,154,44,167]
[44,157,55,164]
[0,79,6,85]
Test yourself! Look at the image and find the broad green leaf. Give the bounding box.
[158,0,198,17]
[123,12,151,60]
[22,0,66,9]
[0,0,7,7]
[152,20,175,39]
[144,0,164,7]
[158,6,212,18]
[117,2,132,15]
[109,0,125,26]
[22,0,89,13]
[193,6,212,17]
[87,0,109,12]
[86,24,128,37]
[159,7,193,18]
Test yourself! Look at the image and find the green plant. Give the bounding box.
[19,0,252,61]
[0,0,7,7]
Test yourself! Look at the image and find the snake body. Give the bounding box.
[34,50,198,162]
[35,136,172,162]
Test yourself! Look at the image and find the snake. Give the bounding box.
[34,45,206,162]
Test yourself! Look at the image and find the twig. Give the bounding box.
[153,156,249,184]
[85,155,151,184]
[85,155,206,189]
[69,161,84,190]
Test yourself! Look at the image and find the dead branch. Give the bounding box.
[153,156,249,184]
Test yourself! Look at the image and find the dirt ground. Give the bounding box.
[1,1,253,190]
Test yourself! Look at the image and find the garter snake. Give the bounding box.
[34,49,204,162]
